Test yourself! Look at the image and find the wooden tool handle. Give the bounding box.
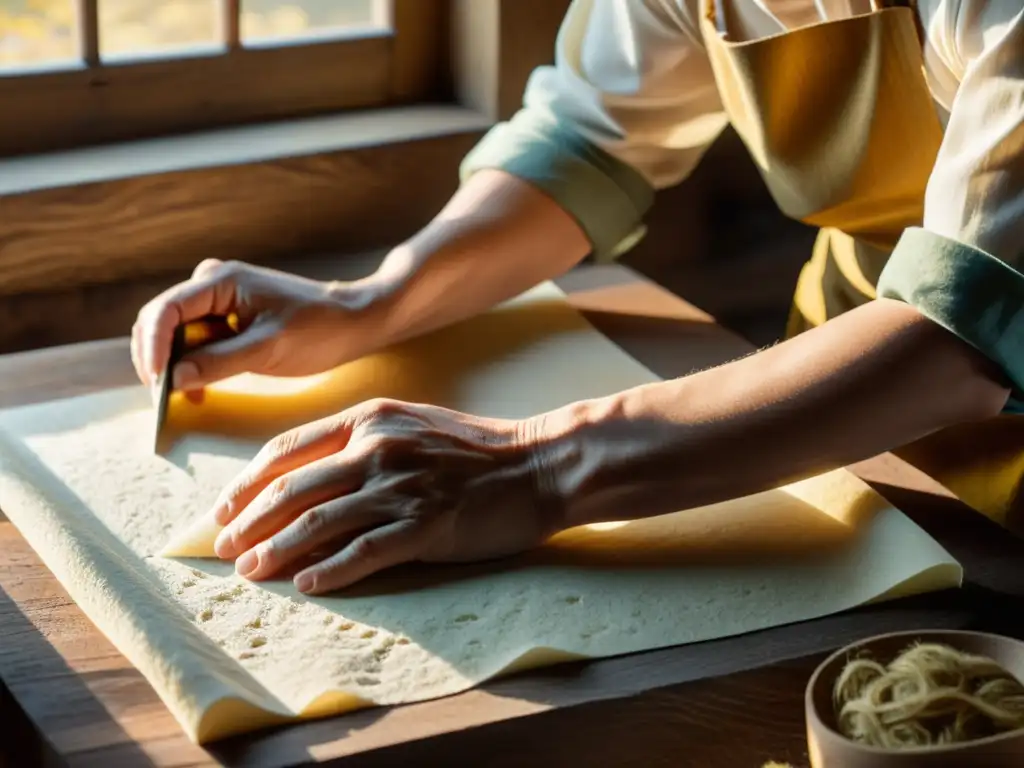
[179,313,241,353]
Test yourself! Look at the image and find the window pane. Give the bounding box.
[0,0,77,71]
[99,0,218,61]
[240,0,386,44]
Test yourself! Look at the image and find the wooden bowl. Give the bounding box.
[806,630,1024,767]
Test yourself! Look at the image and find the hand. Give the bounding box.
[210,398,562,593]
[131,259,379,393]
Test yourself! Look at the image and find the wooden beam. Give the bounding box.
[76,0,100,67]
[0,128,482,303]
[0,1,456,157]
[390,0,451,101]
[496,0,573,119]
[0,36,392,157]
[221,0,241,50]
[452,0,501,119]
[0,0,577,349]
[451,0,571,121]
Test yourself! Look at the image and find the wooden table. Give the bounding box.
[2,264,1024,768]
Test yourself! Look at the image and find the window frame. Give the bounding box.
[0,0,575,316]
[0,0,449,156]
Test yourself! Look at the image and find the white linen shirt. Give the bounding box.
[460,0,1024,406]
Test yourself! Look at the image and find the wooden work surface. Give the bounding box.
[2,264,1024,768]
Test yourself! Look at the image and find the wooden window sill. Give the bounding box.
[0,106,491,198]
[0,1,451,157]
[0,1,576,353]
[0,105,492,302]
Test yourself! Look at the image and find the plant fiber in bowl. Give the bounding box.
[806,630,1024,768]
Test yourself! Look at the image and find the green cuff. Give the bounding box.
[877,227,1024,414]
[459,111,654,262]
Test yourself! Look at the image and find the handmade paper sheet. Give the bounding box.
[0,283,961,743]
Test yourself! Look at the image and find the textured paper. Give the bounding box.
[0,282,962,744]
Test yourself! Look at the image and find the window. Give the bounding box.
[0,0,448,156]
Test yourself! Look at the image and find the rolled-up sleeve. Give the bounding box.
[460,0,728,261]
[877,3,1024,412]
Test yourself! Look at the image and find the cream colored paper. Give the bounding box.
[0,282,961,744]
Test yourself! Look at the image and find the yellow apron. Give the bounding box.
[698,0,1024,533]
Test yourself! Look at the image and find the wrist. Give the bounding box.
[322,265,394,317]
[523,377,734,532]
[320,259,407,350]
[520,393,641,533]
[325,240,459,351]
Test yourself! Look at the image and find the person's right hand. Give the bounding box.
[132,259,377,394]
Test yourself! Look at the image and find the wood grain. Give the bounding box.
[221,0,241,50]
[452,0,501,118]
[76,0,100,68]
[450,0,571,120]
[0,130,481,301]
[0,128,749,357]
[390,0,451,101]
[0,520,210,766]
[0,0,588,320]
[495,0,573,119]
[0,259,348,357]
[2,264,1024,767]
[1,0,559,157]
[0,35,400,157]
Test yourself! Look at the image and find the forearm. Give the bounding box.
[347,170,590,347]
[539,300,1011,529]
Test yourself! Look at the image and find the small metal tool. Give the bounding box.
[153,313,240,455]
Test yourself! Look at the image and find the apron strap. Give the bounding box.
[874,0,924,42]
[709,2,926,44]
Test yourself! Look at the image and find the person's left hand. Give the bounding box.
[211,398,563,594]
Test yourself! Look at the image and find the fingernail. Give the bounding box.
[294,572,314,593]
[211,499,231,526]
[184,388,206,405]
[149,382,161,408]
[235,549,258,577]
[214,529,235,559]
[173,361,200,390]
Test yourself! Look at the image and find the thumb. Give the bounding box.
[173,316,283,390]
[191,258,224,280]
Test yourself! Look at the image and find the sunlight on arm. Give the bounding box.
[585,521,630,532]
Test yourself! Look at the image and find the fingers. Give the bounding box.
[232,492,385,581]
[214,451,362,559]
[210,416,357,527]
[191,257,224,280]
[294,518,429,594]
[130,320,149,395]
[173,315,281,391]
[133,260,239,385]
